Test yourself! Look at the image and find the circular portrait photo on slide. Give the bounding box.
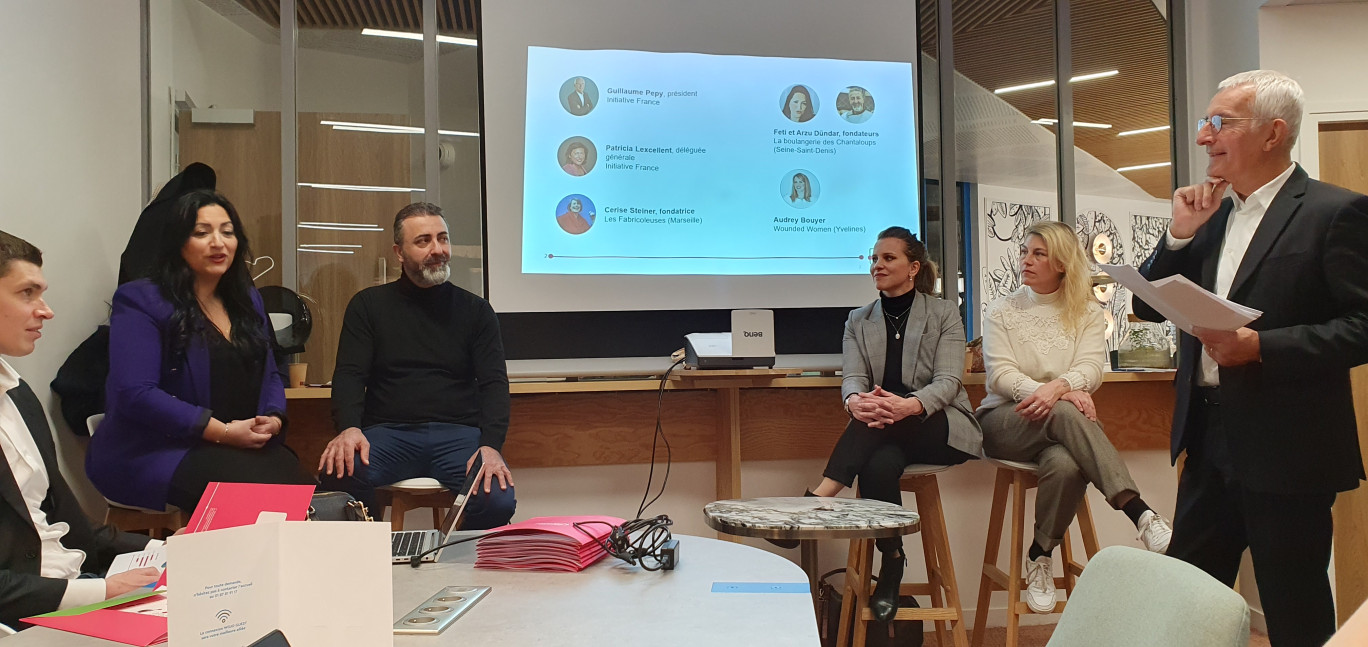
[555,194,597,235]
[558,136,598,177]
[780,169,821,209]
[780,84,819,123]
[559,76,599,117]
[837,86,875,124]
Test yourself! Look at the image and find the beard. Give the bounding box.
[405,257,451,287]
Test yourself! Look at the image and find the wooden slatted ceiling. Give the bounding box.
[235,0,479,35]
[921,0,1172,197]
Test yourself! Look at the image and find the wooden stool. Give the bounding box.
[970,458,1100,647]
[105,504,183,539]
[837,465,969,647]
[379,478,454,531]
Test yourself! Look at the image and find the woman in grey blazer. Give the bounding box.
[777,226,981,622]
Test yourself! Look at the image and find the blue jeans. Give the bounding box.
[319,422,516,530]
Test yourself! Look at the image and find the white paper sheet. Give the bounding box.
[107,544,167,576]
[1100,264,1262,334]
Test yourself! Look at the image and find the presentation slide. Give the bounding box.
[522,47,918,276]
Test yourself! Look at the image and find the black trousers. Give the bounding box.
[167,441,316,511]
[1169,399,1337,647]
[823,410,972,553]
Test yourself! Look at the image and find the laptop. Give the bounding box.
[390,456,486,564]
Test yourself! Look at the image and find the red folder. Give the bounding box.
[25,596,169,646]
[476,515,624,572]
[183,482,316,533]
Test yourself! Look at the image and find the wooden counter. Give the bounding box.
[284,370,1176,502]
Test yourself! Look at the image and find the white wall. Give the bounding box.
[1260,4,1368,112]
[1183,0,1263,185]
[0,0,143,513]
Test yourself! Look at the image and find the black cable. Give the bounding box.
[572,515,675,571]
[637,358,683,518]
[407,532,495,568]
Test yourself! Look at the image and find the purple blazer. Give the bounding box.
[86,279,286,510]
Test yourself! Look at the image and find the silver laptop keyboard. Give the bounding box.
[392,530,428,558]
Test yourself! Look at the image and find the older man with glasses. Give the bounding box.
[1134,70,1368,647]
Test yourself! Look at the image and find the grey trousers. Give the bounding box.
[978,401,1140,551]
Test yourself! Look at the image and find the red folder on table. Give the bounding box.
[476,515,624,572]
[25,595,169,646]
[184,482,316,533]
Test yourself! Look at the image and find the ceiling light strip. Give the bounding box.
[361,28,477,47]
[994,69,1119,95]
[1117,125,1172,137]
[322,120,478,138]
[299,244,364,248]
[297,248,356,254]
[1028,117,1110,127]
[1116,161,1172,172]
[298,182,424,193]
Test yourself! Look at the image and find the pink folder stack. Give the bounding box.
[475,515,625,572]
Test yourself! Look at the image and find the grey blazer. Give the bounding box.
[842,292,983,458]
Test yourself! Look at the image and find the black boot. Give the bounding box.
[765,489,817,549]
[869,546,906,622]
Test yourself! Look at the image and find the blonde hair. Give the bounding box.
[1024,221,1094,337]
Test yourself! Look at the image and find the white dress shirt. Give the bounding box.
[1165,163,1297,386]
[0,359,106,609]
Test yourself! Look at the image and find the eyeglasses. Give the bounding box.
[1197,115,1258,133]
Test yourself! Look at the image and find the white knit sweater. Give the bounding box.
[979,286,1107,411]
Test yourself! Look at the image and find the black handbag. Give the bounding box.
[307,491,372,522]
[816,568,924,647]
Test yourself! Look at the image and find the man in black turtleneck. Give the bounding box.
[317,203,516,528]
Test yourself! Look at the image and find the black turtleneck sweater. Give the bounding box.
[879,288,917,394]
[331,272,510,450]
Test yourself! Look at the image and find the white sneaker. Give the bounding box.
[1137,510,1173,554]
[1024,555,1056,614]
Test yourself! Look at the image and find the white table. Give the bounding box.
[3,535,819,646]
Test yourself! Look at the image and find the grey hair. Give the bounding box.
[392,202,445,245]
[1218,70,1304,149]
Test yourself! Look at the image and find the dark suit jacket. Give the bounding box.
[86,279,287,510]
[1,380,150,628]
[1135,165,1368,493]
[566,91,592,115]
[842,293,983,459]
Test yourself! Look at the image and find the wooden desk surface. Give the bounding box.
[281,370,1175,472]
[285,368,1174,398]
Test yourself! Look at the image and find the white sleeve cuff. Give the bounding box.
[57,578,106,610]
[1165,230,1194,250]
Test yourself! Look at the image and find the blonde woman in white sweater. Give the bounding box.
[979,221,1172,614]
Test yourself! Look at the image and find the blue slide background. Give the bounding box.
[523,46,918,275]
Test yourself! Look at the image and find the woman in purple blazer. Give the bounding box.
[87,190,310,511]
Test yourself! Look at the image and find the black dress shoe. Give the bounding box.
[869,548,906,622]
[764,489,817,549]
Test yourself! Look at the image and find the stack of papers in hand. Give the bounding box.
[1100,264,1262,334]
[476,515,625,572]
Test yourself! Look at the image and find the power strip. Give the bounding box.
[393,585,491,635]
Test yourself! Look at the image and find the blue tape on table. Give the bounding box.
[711,582,810,594]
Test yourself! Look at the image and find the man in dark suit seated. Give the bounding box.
[0,230,160,630]
[1135,70,1368,647]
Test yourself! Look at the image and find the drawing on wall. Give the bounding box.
[1130,214,1170,263]
[1075,210,1129,349]
[1128,213,1178,357]
[980,201,1052,306]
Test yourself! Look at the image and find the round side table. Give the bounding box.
[704,497,921,601]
